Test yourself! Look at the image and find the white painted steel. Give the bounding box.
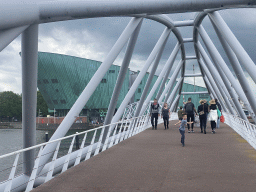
[156,43,180,100]
[210,17,256,121]
[140,43,180,115]
[185,56,197,60]
[166,77,183,105]
[4,154,20,192]
[38,17,143,172]
[208,11,256,84]
[1,1,256,191]
[174,20,194,27]
[110,27,171,125]
[198,26,251,121]
[184,73,202,77]
[159,60,184,103]
[74,133,87,166]
[181,91,208,95]
[25,146,43,192]
[85,130,97,161]
[223,112,256,150]
[183,38,194,43]
[45,141,61,182]
[61,136,76,173]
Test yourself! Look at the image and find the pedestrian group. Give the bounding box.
[150,98,222,147]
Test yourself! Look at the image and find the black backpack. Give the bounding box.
[185,102,193,113]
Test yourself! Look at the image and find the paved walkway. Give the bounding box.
[33,121,256,192]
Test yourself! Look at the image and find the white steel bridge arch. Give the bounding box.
[0,1,256,191]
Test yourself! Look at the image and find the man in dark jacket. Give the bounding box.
[150,98,160,130]
[184,98,197,133]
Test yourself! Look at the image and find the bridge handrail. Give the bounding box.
[223,112,256,150]
[0,115,146,160]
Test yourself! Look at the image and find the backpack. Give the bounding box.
[185,102,193,113]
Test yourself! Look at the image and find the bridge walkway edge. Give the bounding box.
[32,120,256,192]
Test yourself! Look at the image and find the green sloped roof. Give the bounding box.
[38,52,129,110]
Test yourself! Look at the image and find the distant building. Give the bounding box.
[37,52,210,121]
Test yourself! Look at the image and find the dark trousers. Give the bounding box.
[187,113,194,130]
[199,115,207,132]
[211,121,216,130]
[163,116,169,129]
[179,130,185,145]
[151,113,158,129]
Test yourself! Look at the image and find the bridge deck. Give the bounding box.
[33,121,256,192]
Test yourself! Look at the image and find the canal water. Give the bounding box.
[0,128,90,183]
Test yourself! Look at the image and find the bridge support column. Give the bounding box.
[37,17,143,174]
[198,41,241,115]
[159,60,184,103]
[198,26,249,121]
[198,57,234,114]
[104,19,143,126]
[170,94,180,112]
[156,43,180,100]
[21,24,38,175]
[134,31,169,117]
[139,43,181,116]
[110,27,172,125]
[210,16,256,121]
[208,11,256,84]
[166,77,183,106]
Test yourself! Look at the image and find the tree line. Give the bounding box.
[0,91,48,122]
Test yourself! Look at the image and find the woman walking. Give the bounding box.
[198,100,208,134]
[208,99,218,134]
[162,103,170,129]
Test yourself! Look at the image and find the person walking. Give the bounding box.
[174,113,194,147]
[198,100,208,134]
[178,106,184,120]
[208,99,218,134]
[215,98,222,129]
[184,97,197,133]
[161,103,170,130]
[150,98,160,130]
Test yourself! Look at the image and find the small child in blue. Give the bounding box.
[174,114,193,147]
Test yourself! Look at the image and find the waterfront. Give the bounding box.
[0,128,89,182]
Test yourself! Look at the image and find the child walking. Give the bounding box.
[174,114,193,147]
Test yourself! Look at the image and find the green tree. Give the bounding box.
[37,91,49,117]
[0,91,22,121]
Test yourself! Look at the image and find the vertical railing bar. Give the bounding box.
[25,146,44,192]
[4,153,20,192]
[45,140,61,182]
[94,127,105,156]
[108,124,118,148]
[114,122,124,145]
[61,136,76,173]
[126,119,135,139]
[85,130,97,161]
[74,133,87,166]
[119,120,129,142]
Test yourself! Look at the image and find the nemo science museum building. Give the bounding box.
[37,52,210,122]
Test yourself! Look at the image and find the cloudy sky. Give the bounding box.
[0,1,256,96]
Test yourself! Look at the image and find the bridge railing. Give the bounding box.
[223,112,256,150]
[0,112,179,192]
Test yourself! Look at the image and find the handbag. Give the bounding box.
[220,115,225,123]
[199,104,204,115]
